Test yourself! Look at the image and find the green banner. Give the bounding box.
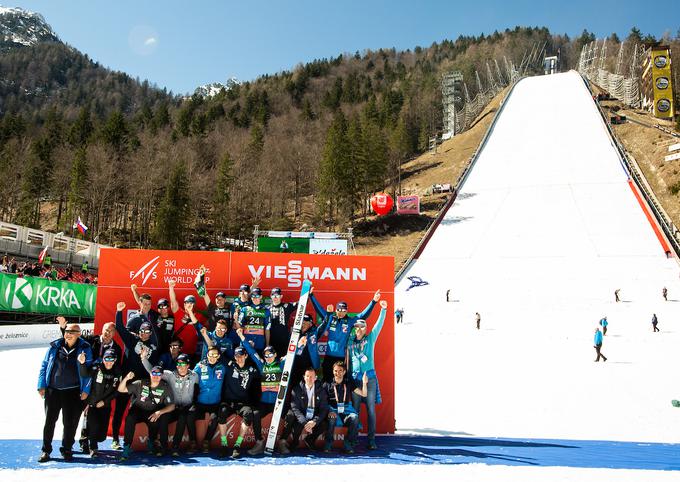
[257,237,310,253]
[0,273,96,317]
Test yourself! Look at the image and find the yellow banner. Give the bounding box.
[651,48,674,119]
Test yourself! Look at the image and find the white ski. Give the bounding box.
[265,279,312,454]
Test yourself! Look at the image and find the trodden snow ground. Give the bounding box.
[2,71,679,481]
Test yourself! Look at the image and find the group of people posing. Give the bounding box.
[37,274,387,462]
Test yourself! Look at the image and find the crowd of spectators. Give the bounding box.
[0,254,96,284]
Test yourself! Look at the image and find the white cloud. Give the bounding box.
[144,37,157,46]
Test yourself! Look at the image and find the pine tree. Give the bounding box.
[153,161,190,248]
[389,116,411,195]
[66,147,88,230]
[247,123,265,160]
[69,106,94,147]
[213,152,235,241]
[317,111,348,221]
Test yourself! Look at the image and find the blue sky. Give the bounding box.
[6,0,678,94]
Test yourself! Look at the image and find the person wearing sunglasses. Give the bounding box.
[310,288,381,382]
[158,338,184,371]
[118,365,176,459]
[113,302,161,450]
[198,318,234,362]
[37,323,93,463]
[142,351,198,456]
[217,346,260,458]
[229,276,260,341]
[290,314,322,388]
[171,293,207,365]
[78,349,121,457]
[154,298,176,353]
[266,287,297,358]
[348,299,388,450]
[235,287,270,355]
[188,346,226,454]
[235,329,286,455]
[115,302,160,379]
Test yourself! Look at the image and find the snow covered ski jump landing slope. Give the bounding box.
[396,71,680,447]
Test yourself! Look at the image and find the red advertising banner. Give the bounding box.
[397,195,420,214]
[95,248,395,434]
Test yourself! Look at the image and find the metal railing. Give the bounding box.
[580,74,680,257]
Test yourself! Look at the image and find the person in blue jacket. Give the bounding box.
[348,299,388,450]
[594,326,607,362]
[198,318,234,362]
[310,288,381,381]
[188,346,226,453]
[599,316,608,336]
[37,323,93,463]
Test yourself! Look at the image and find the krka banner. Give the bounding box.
[0,274,96,317]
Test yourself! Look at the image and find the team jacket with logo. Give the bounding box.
[242,341,284,404]
[310,294,377,358]
[127,379,174,411]
[80,362,121,407]
[237,303,271,351]
[193,359,226,405]
[221,360,260,404]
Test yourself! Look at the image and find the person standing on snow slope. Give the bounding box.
[599,316,608,336]
[594,327,607,362]
[310,287,381,382]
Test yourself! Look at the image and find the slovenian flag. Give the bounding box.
[73,217,88,235]
[38,246,48,264]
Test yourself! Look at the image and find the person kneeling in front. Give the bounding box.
[117,367,175,459]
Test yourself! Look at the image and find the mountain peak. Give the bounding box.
[0,5,59,49]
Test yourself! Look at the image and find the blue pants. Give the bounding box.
[351,377,377,440]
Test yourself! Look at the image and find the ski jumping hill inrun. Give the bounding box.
[395,70,680,444]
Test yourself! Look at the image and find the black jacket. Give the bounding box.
[80,362,121,407]
[290,379,329,425]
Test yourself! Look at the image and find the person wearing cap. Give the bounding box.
[236,328,286,455]
[112,301,161,450]
[198,271,233,335]
[115,302,160,379]
[188,346,226,454]
[236,287,271,355]
[266,287,297,357]
[142,349,198,456]
[290,314,322,388]
[118,366,176,459]
[310,288,381,381]
[154,297,176,352]
[78,348,121,457]
[158,338,184,371]
[277,367,329,454]
[230,278,260,335]
[198,318,234,362]
[323,361,367,453]
[348,299,388,450]
[217,345,260,458]
[171,294,206,365]
[37,323,93,463]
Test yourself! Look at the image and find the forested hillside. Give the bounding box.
[0,11,669,249]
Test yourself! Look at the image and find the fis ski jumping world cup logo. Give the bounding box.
[4,277,32,309]
[129,256,209,285]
